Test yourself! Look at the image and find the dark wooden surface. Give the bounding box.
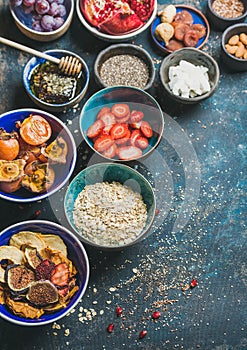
[0,0,246,349]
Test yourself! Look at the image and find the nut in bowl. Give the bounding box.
[9,0,74,42]
[64,163,156,250]
[76,0,157,42]
[0,220,89,326]
[79,86,164,162]
[221,23,247,71]
[0,108,77,202]
[159,47,220,104]
[23,49,90,113]
[151,4,210,54]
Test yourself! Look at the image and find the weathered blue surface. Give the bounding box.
[0,0,246,349]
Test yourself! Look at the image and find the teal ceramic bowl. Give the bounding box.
[64,163,156,250]
[79,86,164,162]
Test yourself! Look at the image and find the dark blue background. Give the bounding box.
[0,0,246,349]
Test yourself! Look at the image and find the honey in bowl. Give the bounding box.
[30,61,86,105]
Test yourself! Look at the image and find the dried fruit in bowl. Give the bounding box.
[0,129,19,161]
[80,0,155,35]
[0,231,79,319]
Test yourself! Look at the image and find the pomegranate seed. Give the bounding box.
[35,209,41,217]
[139,330,147,339]
[152,311,161,319]
[190,278,198,288]
[116,306,123,317]
[107,323,114,333]
[155,208,160,215]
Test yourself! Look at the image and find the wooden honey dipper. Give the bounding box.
[0,36,82,76]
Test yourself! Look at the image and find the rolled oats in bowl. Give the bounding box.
[64,163,156,250]
[73,181,147,247]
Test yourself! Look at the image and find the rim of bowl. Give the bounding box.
[151,4,210,54]
[76,0,158,41]
[159,47,220,102]
[64,162,157,250]
[221,23,247,61]
[94,43,156,91]
[0,108,77,203]
[0,220,90,326]
[23,49,90,110]
[9,0,74,37]
[208,0,247,22]
[79,86,164,162]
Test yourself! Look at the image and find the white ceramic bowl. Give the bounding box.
[76,0,157,42]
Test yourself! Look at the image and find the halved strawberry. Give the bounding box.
[130,129,141,146]
[110,123,129,140]
[118,145,142,160]
[87,119,105,139]
[94,135,114,152]
[101,143,118,158]
[111,104,130,119]
[96,107,111,119]
[140,121,153,138]
[130,110,144,123]
[136,136,149,149]
[50,263,69,287]
[115,129,131,145]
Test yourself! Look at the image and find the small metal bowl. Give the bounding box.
[9,0,74,42]
[23,49,90,112]
[64,162,156,250]
[207,0,247,31]
[94,44,155,91]
[159,47,220,104]
[221,23,247,71]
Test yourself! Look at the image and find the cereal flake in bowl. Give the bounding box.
[64,163,156,250]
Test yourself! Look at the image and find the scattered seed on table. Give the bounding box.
[99,55,150,89]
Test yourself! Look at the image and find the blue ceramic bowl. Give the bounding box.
[23,49,90,112]
[64,162,156,249]
[151,4,210,54]
[79,86,164,162]
[10,0,74,42]
[0,108,77,202]
[0,220,90,326]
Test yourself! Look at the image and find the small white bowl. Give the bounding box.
[76,0,157,42]
[10,0,74,42]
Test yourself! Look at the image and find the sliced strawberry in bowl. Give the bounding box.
[101,143,118,158]
[111,104,130,119]
[96,107,111,119]
[110,123,129,140]
[130,110,144,123]
[94,135,114,152]
[136,136,149,149]
[140,121,153,138]
[118,145,142,160]
[87,119,105,139]
[115,129,131,145]
[130,129,141,146]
